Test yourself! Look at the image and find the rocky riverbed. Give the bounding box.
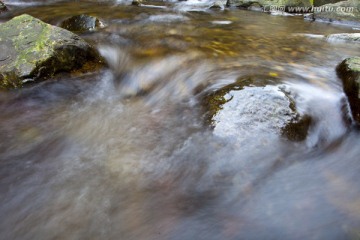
[0,0,360,239]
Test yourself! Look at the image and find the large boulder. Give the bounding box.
[307,1,360,25]
[202,77,311,142]
[337,57,360,123]
[0,14,102,89]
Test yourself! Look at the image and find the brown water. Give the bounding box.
[1,1,360,239]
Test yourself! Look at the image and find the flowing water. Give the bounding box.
[1,1,360,239]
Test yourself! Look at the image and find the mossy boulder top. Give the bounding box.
[0,14,101,89]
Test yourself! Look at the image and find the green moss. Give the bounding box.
[0,14,102,89]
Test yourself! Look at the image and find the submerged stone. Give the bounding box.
[203,77,311,142]
[0,14,102,89]
[337,57,360,123]
[60,14,104,33]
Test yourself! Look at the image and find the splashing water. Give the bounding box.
[1,1,360,239]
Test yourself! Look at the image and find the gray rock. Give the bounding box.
[210,1,225,9]
[308,0,360,26]
[0,14,102,89]
[326,33,360,43]
[248,2,263,11]
[229,0,311,9]
[60,14,104,33]
[203,77,311,142]
[337,57,360,123]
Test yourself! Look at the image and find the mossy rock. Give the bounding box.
[337,57,360,123]
[60,14,104,33]
[314,0,343,7]
[309,1,360,25]
[202,76,311,142]
[0,14,102,89]
[229,0,312,8]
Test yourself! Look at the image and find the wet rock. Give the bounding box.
[248,2,263,11]
[314,0,343,7]
[0,1,7,12]
[132,0,143,6]
[210,1,225,9]
[60,14,104,33]
[203,77,311,141]
[229,0,311,9]
[337,57,360,123]
[307,1,360,25]
[326,33,360,43]
[0,14,102,89]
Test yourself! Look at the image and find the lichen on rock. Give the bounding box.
[0,14,102,89]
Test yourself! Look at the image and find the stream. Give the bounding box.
[1,1,360,239]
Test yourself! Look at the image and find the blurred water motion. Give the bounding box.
[1,1,360,239]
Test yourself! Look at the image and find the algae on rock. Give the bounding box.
[0,14,102,89]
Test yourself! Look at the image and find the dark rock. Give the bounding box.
[202,76,311,142]
[248,2,263,11]
[0,14,102,89]
[337,57,360,123]
[309,1,360,25]
[314,0,343,7]
[60,14,104,33]
[210,1,225,9]
[0,1,7,12]
[132,0,143,6]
